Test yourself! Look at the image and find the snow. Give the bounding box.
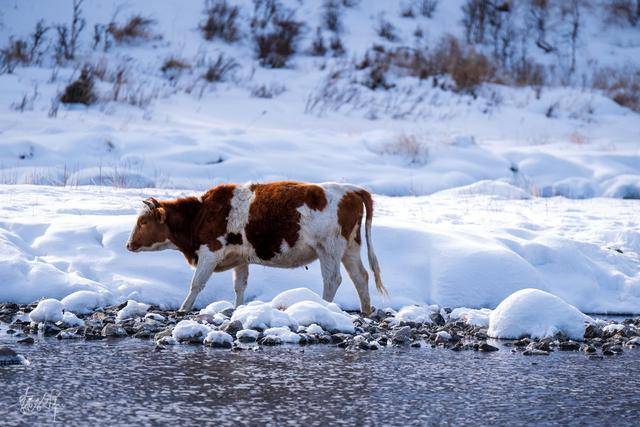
[230,301,297,331]
[284,301,355,333]
[305,324,325,335]
[602,324,625,334]
[29,298,63,323]
[449,307,492,328]
[203,330,233,346]
[61,311,85,327]
[263,326,301,344]
[488,289,593,341]
[1,185,639,315]
[199,300,234,316]
[236,329,259,341]
[61,290,113,314]
[144,312,166,322]
[172,320,212,343]
[394,305,438,324]
[0,1,639,319]
[115,300,150,322]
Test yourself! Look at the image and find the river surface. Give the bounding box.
[1,328,640,426]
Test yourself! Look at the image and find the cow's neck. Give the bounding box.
[163,196,203,266]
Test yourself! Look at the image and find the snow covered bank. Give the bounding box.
[487,289,593,341]
[0,185,638,313]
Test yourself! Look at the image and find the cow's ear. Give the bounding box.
[142,197,160,210]
[157,207,166,223]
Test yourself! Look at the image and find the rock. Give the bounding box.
[0,346,26,366]
[584,324,602,339]
[451,342,463,351]
[331,333,352,344]
[391,326,412,344]
[56,328,81,339]
[513,338,531,347]
[435,331,451,344]
[259,336,282,346]
[221,307,235,318]
[17,337,34,345]
[154,327,174,342]
[237,329,260,343]
[41,323,62,336]
[430,312,446,326]
[558,341,580,351]
[368,308,385,321]
[474,329,489,340]
[581,345,596,353]
[101,324,128,338]
[478,341,499,352]
[220,320,243,337]
[523,349,549,356]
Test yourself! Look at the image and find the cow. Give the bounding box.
[126,181,386,314]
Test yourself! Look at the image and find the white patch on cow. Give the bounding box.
[227,185,253,233]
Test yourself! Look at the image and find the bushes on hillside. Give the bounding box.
[200,0,241,42]
[251,0,304,68]
[60,66,96,105]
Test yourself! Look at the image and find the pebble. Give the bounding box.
[0,346,25,366]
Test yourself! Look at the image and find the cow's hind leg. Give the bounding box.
[233,264,249,307]
[342,244,372,315]
[316,243,344,303]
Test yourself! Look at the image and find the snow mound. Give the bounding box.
[172,320,212,343]
[61,311,85,327]
[394,305,439,324]
[116,300,150,322]
[263,326,301,344]
[199,300,234,316]
[270,288,343,313]
[449,307,492,327]
[433,180,531,200]
[29,299,64,323]
[204,330,233,347]
[61,290,113,314]
[488,289,593,340]
[231,301,297,330]
[284,301,355,333]
[305,323,325,335]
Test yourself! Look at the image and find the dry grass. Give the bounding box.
[0,38,29,73]
[59,66,96,105]
[202,54,239,82]
[252,3,304,69]
[108,15,156,45]
[200,0,241,42]
[592,66,640,112]
[379,134,429,166]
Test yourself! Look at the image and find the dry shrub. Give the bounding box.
[376,17,399,42]
[202,54,239,82]
[379,134,429,166]
[251,82,286,98]
[605,0,640,26]
[252,1,304,68]
[108,15,156,44]
[593,66,640,112]
[323,0,343,32]
[0,38,29,73]
[568,131,588,145]
[200,0,241,42]
[60,66,97,105]
[310,28,327,56]
[161,57,190,78]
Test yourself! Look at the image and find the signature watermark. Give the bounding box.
[19,387,62,422]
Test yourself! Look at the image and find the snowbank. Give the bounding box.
[284,301,355,333]
[203,330,233,347]
[29,299,64,323]
[488,289,593,340]
[0,185,639,314]
[230,301,298,331]
[199,300,234,316]
[263,326,301,344]
[172,320,212,343]
[116,300,150,322]
[449,307,492,327]
[394,305,439,324]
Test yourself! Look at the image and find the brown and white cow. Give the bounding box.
[126,181,386,314]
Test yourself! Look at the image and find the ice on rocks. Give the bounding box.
[61,290,112,314]
[449,307,492,327]
[488,289,593,341]
[199,300,234,316]
[305,323,325,335]
[172,320,212,343]
[284,301,355,333]
[61,311,85,327]
[263,326,301,344]
[230,301,297,331]
[394,305,439,324]
[144,312,166,322]
[204,330,233,347]
[236,329,260,342]
[29,299,64,323]
[116,300,150,322]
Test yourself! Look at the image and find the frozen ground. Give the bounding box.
[0,184,638,314]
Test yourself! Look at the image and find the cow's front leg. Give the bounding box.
[233,264,249,307]
[179,248,218,312]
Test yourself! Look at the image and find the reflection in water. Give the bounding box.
[1,336,640,425]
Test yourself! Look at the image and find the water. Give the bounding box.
[1,332,640,426]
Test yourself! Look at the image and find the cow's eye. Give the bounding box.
[140,219,147,226]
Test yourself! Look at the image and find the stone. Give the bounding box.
[101,324,128,338]
[260,336,282,346]
[0,346,24,366]
[478,342,499,352]
[391,326,412,344]
[584,324,602,339]
[523,349,549,356]
[154,327,174,342]
[220,320,243,337]
[558,341,581,351]
[430,312,446,326]
[17,337,34,345]
[221,307,235,318]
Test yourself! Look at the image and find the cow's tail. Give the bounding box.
[357,190,388,297]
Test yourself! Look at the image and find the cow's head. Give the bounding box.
[126,198,173,252]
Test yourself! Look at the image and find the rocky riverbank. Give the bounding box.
[1,301,639,358]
